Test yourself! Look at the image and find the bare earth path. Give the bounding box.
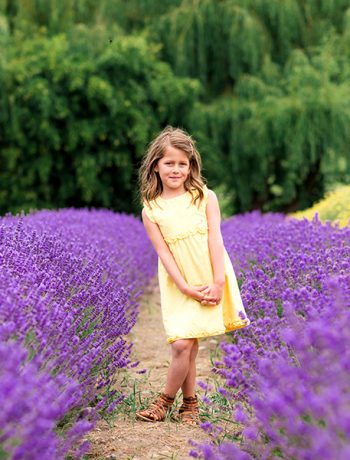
[85,277,223,459]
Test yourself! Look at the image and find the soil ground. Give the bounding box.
[84,277,228,460]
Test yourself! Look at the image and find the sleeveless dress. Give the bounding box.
[143,185,250,344]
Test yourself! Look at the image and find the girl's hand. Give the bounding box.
[200,283,224,306]
[183,284,219,306]
[183,285,217,304]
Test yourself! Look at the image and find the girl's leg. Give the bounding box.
[176,339,200,426]
[181,338,199,398]
[136,339,198,423]
[163,338,195,398]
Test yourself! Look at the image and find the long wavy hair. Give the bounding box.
[138,126,206,207]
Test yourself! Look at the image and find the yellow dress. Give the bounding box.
[143,185,250,344]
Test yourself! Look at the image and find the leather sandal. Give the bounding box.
[136,393,175,422]
[177,395,200,426]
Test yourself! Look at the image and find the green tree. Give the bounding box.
[189,42,350,213]
[0,28,200,214]
[149,0,350,212]
[1,0,350,215]
[0,0,182,35]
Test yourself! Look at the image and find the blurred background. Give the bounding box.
[1,0,349,218]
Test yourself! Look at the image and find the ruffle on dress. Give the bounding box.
[163,225,207,244]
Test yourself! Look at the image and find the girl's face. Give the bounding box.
[154,145,190,194]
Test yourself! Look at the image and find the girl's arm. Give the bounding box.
[142,209,216,303]
[203,189,225,303]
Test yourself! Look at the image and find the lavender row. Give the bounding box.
[194,213,350,459]
[0,209,156,459]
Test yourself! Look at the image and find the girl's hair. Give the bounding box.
[138,126,206,207]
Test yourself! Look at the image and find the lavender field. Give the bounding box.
[193,212,350,460]
[1,209,349,459]
[0,209,156,459]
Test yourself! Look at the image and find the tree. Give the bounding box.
[149,0,350,212]
[0,28,200,214]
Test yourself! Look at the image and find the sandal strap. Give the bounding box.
[137,393,174,421]
[179,395,200,424]
[180,395,199,411]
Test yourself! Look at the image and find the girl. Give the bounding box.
[136,126,250,426]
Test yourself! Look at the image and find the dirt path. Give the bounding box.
[85,277,224,459]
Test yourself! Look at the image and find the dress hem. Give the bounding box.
[166,319,250,344]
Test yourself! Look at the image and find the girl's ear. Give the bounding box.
[154,163,159,172]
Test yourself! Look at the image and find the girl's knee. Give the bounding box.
[171,339,195,356]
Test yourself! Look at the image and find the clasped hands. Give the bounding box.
[183,283,224,306]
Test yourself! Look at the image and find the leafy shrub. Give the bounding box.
[290,184,350,228]
[0,28,199,215]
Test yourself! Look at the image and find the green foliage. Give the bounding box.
[0,0,182,34]
[146,0,350,212]
[151,0,350,94]
[189,41,350,212]
[0,27,200,214]
[291,184,350,228]
[151,0,270,96]
[1,0,350,215]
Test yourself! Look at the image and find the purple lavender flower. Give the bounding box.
[0,208,156,458]
[194,212,350,459]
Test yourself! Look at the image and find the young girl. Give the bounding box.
[136,126,250,426]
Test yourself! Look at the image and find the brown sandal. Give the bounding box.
[177,395,200,426]
[136,393,175,422]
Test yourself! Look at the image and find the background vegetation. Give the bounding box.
[1,0,350,216]
[291,184,350,227]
